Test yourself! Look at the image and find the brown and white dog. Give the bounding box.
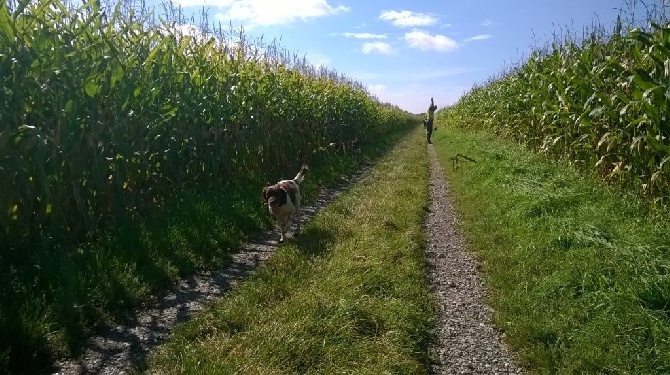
[262,165,309,243]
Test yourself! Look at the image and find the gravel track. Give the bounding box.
[54,143,525,375]
[425,144,524,375]
[54,167,371,375]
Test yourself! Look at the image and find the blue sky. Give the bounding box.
[161,0,638,114]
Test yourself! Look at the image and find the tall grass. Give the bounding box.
[437,0,670,203]
[0,0,417,372]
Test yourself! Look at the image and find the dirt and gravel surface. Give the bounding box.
[55,144,524,375]
[425,144,524,374]
[54,167,371,375]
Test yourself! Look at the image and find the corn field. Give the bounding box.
[0,0,411,246]
[438,2,670,203]
[0,1,416,370]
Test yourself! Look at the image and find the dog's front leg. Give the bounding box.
[278,227,286,243]
[278,218,291,243]
[277,222,286,243]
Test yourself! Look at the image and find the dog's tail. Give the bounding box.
[293,164,309,184]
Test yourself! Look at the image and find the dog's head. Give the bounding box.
[262,184,287,212]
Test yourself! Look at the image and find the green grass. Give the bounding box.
[0,179,268,373]
[430,125,670,373]
[144,127,434,374]
[1,1,418,369]
[0,123,414,374]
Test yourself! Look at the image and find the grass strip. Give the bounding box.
[431,126,670,374]
[145,127,435,374]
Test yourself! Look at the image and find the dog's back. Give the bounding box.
[276,165,307,205]
[265,164,308,242]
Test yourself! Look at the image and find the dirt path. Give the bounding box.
[55,142,524,374]
[54,167,371,375]
[424,144,524,374]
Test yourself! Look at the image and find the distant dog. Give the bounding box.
[262,165,309,243]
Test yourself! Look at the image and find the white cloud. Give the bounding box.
[349,67,475,86]
[368,84,387,92]
[154,22,251,63]
[464,34,492,42]
[404,29,458,52]
[339,32,387,40]
[170,0,349,27]
[362,42,395,55]
[170,23,208,39]
[379,10,437,28]
[305,51,331,67]
[481,19,494,26]
[171,0,234,7]
[159,22,231,48]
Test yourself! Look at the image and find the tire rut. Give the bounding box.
[425,144,524,375]
[54,166,372,375]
